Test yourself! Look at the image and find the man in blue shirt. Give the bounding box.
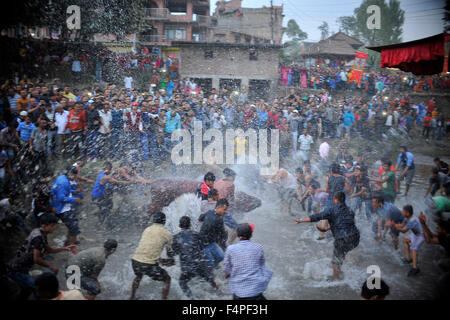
[199,199,229,269]
[371,195,405,250]
[16,115,36,144]
[50,167,82,245]
[395,145,415,197]
[91,162,132,230]
[173,216,218,299]
[224,223,272,300]
[343,108,355,136]
[293,191,360,280]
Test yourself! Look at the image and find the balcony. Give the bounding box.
[195,15,216,26]
[192,0,210,7]
[139,34,168,43]
[144,8,170,20]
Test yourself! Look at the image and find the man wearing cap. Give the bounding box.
[66,239,118,300]
[16,114,36,145]
[224,223,272,300]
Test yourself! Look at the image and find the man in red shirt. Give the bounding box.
[65,102,86,160]
[427,98,436,113]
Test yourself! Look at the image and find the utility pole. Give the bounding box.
[270,0,274,44]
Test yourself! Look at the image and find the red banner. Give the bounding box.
[349,52,368,86]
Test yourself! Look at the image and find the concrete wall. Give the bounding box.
[179,45,280,97]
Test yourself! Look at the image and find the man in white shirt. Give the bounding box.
[297,129,314,162]
[124,73,133,90]
[54,105,69,158]
[98,104,112,159]
[385,109,393,133]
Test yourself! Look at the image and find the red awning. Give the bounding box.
[367,33,450,75]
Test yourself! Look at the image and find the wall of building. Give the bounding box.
[213,7,284,44]
[179,45,280,97]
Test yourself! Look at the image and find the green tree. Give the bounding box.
[3,0,146,41]
[281,19,308,64]
[318,21,329,40]
[337,16,357,37]
[351,0,404,46]
[285,19,308,42]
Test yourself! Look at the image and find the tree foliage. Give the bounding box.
[1,0,146,40]
[285,19,308,42]
[337,0,405,46]
[318,21,329,40]
[337,16,357,37]
[282,19,308,64]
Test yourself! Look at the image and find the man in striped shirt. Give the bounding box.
[224,223,272,300]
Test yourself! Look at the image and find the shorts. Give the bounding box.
[59,210,80,236]
[131,259,169,282]
[399,168,415,185]
[406,233,424,251]
[332,234,360,266]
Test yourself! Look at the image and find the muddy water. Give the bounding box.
[42,153,448,300]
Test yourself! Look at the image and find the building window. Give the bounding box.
[164,26,186,40]
[249,47,257,61]
[204,49,213,59]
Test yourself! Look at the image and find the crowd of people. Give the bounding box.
[279,65,450,94]
[0,70,449,301]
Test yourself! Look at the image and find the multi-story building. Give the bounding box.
[210,0,284,45]
[138,0,217,45]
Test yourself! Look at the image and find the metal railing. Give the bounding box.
[139,34,167,43]
[144,8,170,19]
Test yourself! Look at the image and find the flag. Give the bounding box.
[349,52,368,86]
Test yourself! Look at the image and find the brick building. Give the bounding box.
[211,0,284,44]
[175,42,282,99]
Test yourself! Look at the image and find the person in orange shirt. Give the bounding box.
[65,102,86,159]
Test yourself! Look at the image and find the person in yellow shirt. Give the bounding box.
[130,212,174,300]
[63,86,76,101]
[234,136,248,162]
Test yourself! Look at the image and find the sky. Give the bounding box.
[210,0,446,43]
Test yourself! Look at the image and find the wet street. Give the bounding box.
[39,152,450,300]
